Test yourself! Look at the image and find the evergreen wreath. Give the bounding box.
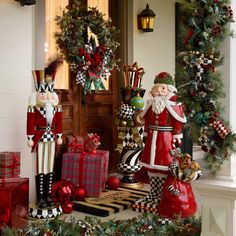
[176,0,236,172]
[55,0,120,94]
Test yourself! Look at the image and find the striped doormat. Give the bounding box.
[73,187,149,217]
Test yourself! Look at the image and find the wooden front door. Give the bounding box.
[84,71,119,172]
[55,0,120,173]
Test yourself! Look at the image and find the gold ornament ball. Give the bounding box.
[121,120,127,127]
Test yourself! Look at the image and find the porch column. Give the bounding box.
[193,1,236,235]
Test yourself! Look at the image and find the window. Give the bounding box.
[45,0,109,90]
[45,0,69,90]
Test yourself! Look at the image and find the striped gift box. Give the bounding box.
[0,152,20,178]
[61,151,109,198]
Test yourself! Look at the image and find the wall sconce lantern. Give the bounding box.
[138,4,156,32]
[15,0,36,6]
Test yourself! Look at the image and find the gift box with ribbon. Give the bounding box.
[61,150,109,197]
[0,152,20,178]
[0,178,29,228]
[68,136,84,153]
[84,133,101,152]
[123,62,145,89]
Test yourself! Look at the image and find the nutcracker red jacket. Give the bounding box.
[27,105,62,152]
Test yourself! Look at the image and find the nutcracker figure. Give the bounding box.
[27,59,63,209]
[138,72,186,203]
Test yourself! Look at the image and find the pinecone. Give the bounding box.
[201,99,216,112]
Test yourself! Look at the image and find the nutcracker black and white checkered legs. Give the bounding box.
[141,172,167,203]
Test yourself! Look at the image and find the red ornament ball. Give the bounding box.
[43,231,53,236]
[62,201,74,214]
[51,179,65,202]
[107,176,120,190]
[73,185,87,201]
[57,180,75,203]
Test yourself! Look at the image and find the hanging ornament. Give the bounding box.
[195,112,205,124]
[130,91,145,110]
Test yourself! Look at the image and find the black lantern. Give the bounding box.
[15,0,36,6]
[138,4,156,32]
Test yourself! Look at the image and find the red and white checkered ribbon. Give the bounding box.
[209,119,229,139]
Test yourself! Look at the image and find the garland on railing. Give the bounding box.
[176,0,236,172]
[55,0,120,94]
[1,214,201,236]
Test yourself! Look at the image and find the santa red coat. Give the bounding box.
[27,105,62,152]
[140,93,186,172]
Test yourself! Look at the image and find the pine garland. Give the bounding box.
[176,0,236,172]
[1,214,201,236]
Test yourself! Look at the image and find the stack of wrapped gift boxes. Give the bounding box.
[61,133,109,198]
[0,152,29,230]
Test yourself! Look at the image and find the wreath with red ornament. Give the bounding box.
[55,1,120,94]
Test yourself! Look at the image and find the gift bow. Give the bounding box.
[89,133,100,143]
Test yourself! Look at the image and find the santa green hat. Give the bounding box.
[154,72,175,86]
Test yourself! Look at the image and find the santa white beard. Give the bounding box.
[45,101,54,126]
[152,96,166,115]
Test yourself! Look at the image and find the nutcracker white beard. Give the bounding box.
[45,101,54,126]
[152,96,166,115]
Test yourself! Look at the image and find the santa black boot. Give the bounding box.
[35,173,48,208]
[44,172,55,207]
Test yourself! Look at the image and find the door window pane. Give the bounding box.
[45,0,69,90]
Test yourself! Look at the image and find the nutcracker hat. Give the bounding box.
[32,70,47,92]
[32,69,55,93]
[154,72,175,86]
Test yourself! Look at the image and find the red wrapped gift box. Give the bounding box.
[61,150,109,197]
[0,152,20,178]
[0,178,29,229]
[68,136,84,153]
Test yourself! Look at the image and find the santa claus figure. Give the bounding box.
[138,72,186,203]
[27,59,63,209]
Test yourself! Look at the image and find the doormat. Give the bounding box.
[73,187,149,217]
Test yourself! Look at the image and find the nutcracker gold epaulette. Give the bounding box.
[56,105,62,112]
[27,105,34,112]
